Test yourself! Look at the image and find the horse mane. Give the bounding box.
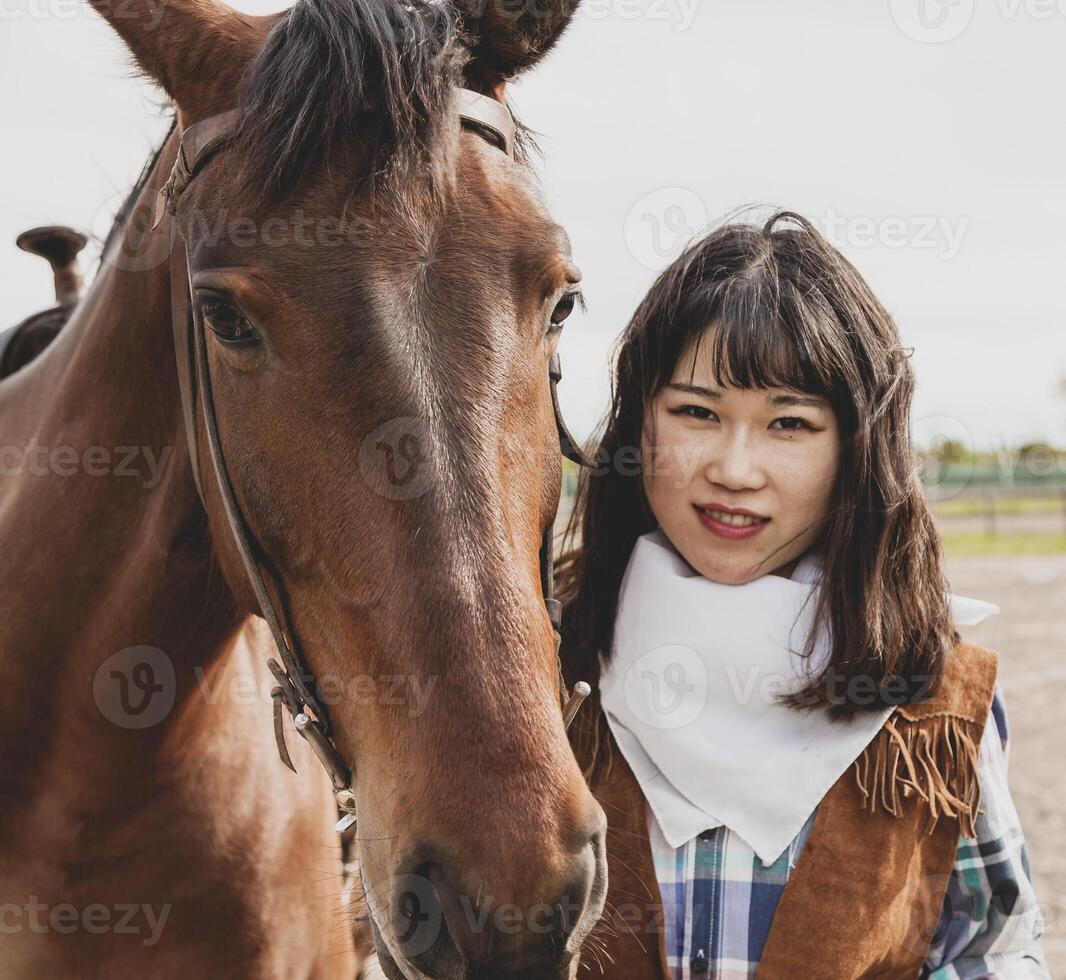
[230,0,470,209]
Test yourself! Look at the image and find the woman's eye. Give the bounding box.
[199,297,256,346]
[770,417,813,431]
[672,404,717,421]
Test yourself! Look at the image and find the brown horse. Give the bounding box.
[0,0,608,976]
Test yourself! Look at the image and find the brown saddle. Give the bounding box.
[0,225,87,379]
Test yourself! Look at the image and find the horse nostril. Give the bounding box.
[390,860,464,974]
[564,802,608,935]
[552,850,597,940]
[389,833,606,977]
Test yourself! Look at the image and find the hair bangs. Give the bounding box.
[672,262,844,402]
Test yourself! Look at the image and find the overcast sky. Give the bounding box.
[3,0,1064,452]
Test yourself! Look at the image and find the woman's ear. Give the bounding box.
[86,0,269,122]
[455,0,582,95]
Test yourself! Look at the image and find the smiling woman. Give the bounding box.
[555,211,1049,978]
[561,210,958,718]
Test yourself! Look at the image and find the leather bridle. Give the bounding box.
[153,88,594,831]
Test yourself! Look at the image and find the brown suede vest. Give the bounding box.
[580,641,999,979]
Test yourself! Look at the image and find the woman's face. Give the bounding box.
[641,331,842,585]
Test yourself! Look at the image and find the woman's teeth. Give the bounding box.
[703,509,766,527]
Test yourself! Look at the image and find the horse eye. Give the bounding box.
[199,296,256,346]
[550,292,577,326]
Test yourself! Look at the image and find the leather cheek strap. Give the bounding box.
[169,237,202,501]
[180,232,352,792]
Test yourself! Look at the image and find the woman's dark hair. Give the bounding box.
[557,210,959,771]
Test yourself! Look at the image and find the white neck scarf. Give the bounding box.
[598,528,999,865]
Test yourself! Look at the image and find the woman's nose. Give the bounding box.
[705,430,765,490]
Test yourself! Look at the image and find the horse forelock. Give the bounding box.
[229,0,471,212]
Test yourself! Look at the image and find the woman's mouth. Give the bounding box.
[693,504,771,541]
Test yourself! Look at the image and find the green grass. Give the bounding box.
[940,532,1066,558]
[933,495,1066,518]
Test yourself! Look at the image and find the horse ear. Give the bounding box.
[86,0,265,121]
[457,0,582,87]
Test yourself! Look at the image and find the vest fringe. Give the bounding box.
[853,712,981,839]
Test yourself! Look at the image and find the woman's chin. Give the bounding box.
[686,551,763,586]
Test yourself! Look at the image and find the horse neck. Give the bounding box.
[0,121,245,803]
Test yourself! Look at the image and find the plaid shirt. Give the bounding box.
[647,686,1049,978]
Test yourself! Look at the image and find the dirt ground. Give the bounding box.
[946,555,1066,973]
